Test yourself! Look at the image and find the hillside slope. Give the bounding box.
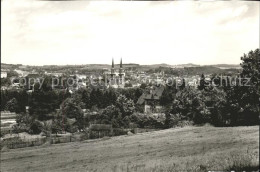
[1,126,259,172]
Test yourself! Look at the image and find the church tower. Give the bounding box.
[119,58,123,75]
[110,58,116,79]
[110,58,116,86]
[119,58,124,86]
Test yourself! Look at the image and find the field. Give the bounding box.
[1,126,259,172]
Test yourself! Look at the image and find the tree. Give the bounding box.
[29,90,59,120]
[115,95,135,117]
[41,75,53,92]
[13,113,32,133]
[51,116,63,135]
[129,112,164,129]
[117,87,143,103]
[16,89,28,113]
[203,87,227,126]
[124,82,133,88]
[134,88,143,103]
[13,112,42,134]
[198,74,206,90]
[216,49,260,126]
[140,83,147,89]
[41,121,52,136]
[97,95,135,128]
[240,49,260,86]
[160,86,173,106]
[164,111,172,129]
[89,89,102,108]
[7,71,19,78]
[107,88,117,105]
[1,78,11,87]
[82,89,91,109]
[236,49,260,125]
[60,98,85,130]
[98,105,122,127]
[71,89,86,109]
[169,88,213,125]
[1,90,28,112]
[29,120,43,134]
[179,78,186,90]
[61,98,84,119]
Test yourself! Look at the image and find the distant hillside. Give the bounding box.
[207,64,241,69]
[183,66,223,75]
[174,63,200,68]
[1,63,241,72]
[115,63,140,68]
[140,63,200,69]
[141,63,173,68]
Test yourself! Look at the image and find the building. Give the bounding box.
[137,86,165,113]
[106,58,125,88]
[1,111,17,135]
[1,71,7,78]
[18,65,27,69]
[77,74,87,80]
[14,69,30,77]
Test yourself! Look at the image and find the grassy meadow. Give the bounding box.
[1,126,259,172]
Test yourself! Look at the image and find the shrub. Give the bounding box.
[112,128,128,136]
[29,120,42,134]
[130,113,165,129]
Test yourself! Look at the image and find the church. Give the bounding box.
[105,58,125,88]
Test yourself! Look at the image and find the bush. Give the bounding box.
[90,124,112,131]
[29,120,42,134]
[164,113,182,128]
[130,113,165,129]
[112,128,128,136]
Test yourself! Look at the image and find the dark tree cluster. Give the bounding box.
[165,49,260,127]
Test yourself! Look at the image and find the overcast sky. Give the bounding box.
[2,0,259,66]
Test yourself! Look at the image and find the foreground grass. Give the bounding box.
[1,126,259,172]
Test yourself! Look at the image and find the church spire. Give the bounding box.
[112,58,114,68]
[111,58,115,76]
[120,58,122,68]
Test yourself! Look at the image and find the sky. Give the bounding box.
[2,0,259,66]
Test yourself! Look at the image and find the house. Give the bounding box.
[14,69,30,77]
[1,71,7,78]
[1,111,17,135]
[137,86,164,113]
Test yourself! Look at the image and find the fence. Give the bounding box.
[50,135,79,144]
[1,127,159,150]
[1,127,13,136]
[1,135,79,149]
[1,137,47,149]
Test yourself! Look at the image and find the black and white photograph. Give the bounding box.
[1,0,259,171]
